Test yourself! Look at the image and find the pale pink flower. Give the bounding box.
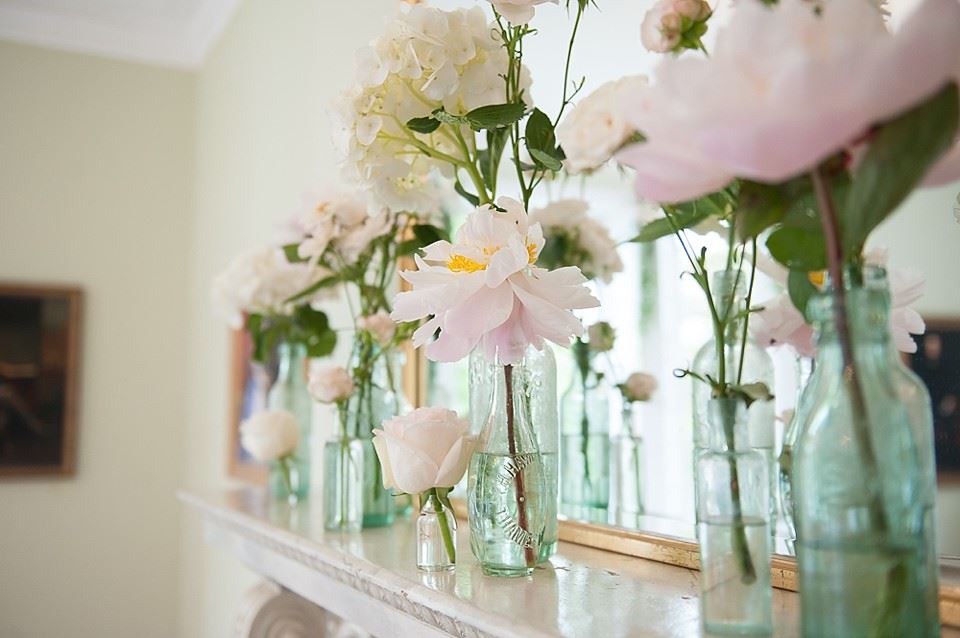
[373,407,477,494]
[391,197,599,365]
[487,0,557,24]
[750,293,817,358]
[621,372,658,402]
[641,2,682,54]
[240,410,300,462]
[308,366,356,404]
[619,0,960,203]
[359,311,397,345]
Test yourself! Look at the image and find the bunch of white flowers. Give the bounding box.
[297,188,395,265]
[212,246,333,329]
[530,199,624,284]
[332,5,530,213]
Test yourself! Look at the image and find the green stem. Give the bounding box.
[430,489,457,564]
[736,238,758,385]
[278,455,295,504]
[504,364,536,567]
[553,1,585,126]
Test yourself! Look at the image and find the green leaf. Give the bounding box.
[529,148,563,171]
[729,382,774,408]
[282,243,307,263]
[480,129,508,186]
[766,226,827,271]
[628,194,726,243]
[432,108,469,127]
[406,116,441,134]
[735,181,789,241]
[305,329,337,358]
[286,275,340,303]
[412,223,448,245]
[843,82,959,254]
[464,103,526,130]
[525,108,556,153]
[454,179,480,207]
[787,269,818,318]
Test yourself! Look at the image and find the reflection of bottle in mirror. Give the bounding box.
[691,271,776,530]
[469,347,558,562]
[560,339,611,524]
[467,348,548,577]
[614,403,645,528]
[267,342,313,502]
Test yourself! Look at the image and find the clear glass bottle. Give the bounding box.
[418,490,457,572]
[614,402,645,527]
[794,280,937,637]
[267,342,312,502]
[469,346,558,562]
[348,337,409,528]
[778,356,816,546]
[468,347,549,577]
[692,271,776,526]
[696,398,772,636]
[322,433,363,531]
[560,339,611,523]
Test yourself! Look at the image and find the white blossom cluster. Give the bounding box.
[296,188,394,266]
[530,199,624,284]
[332,6,530,213]
[212,246,334,329]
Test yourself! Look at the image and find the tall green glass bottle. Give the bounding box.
[267,342,312,502]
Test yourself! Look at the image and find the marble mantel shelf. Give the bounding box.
[183,489,813,637]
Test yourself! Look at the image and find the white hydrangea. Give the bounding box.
[557,75,649,174]
[212,246,334,329]
[529,199,624,284]
[333,6,530,213]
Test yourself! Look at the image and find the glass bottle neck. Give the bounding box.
[703,398,750,452]
[276,342,307,385]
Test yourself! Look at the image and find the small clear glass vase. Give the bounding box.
[614,403,645,527]
[777,356,815,547]
[347,337,409,529]
[267,342,313,502]
[560,339,611,523]
[696,398,772,636]
[468,347,548,577]
[794,272,938,636]
[322,432,363,532]
[417,490,457,572]
[469,346,558,563]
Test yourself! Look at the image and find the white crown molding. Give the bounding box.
[0,0,240,70]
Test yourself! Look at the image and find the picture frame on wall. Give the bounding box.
[226,328,277,484]
[909,318,960,481]
[0,284,82,477]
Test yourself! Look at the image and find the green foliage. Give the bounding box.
[787,269,818,319]
[286,274,340,303]
[842,82,959,255]
[453,179,480,207]
[524,108,564,171]
[406,116,442,134]
[766,226,827,271]
[246,307,338,363]
[398,223,450,256]
[464,103,527,130]
[629,192,731,243]
[282,243,307,263]
[479,129,509,186]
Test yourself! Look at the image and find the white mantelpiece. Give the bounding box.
[181,489,811,637]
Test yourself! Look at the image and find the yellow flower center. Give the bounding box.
[808,271,825,287]
[527,242,538,265]
[447,254,486,273]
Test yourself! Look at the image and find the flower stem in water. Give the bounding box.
[504,364,536,567]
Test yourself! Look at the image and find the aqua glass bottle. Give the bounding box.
[696,397,772,635]
[778,356,816,547]
[865,265,940,634]
[560,339,611,523]
[469,346,558,562]
[347,334,409,528]
[267,341,312,502]
[468,347,549,577]
[692,271,776,527]
[794,279,937,637]
[615,402,645,528]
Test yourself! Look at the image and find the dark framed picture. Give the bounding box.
[909,318,960,480]
[226,328,277,484]
[0,284,82,476]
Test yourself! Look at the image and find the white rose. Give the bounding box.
[308,366,356,404]
[621,372,658,402]
[557,76,649,174]
[486,0,557,24]
[640,1,681,53]
[359,311,397,346]
[239,410,300,462]
[372,407,477,495]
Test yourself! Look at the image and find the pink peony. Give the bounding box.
[619,0,960,203]
[391,197,599,365]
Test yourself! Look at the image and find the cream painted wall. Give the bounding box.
[0,42,193,638]
[178,2,393,636]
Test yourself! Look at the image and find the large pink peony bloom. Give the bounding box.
[391,197,599,365]
[617,0,960,203]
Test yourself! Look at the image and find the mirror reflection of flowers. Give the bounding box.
[619,371,658,404]
[212,245,338,362]
[530,199,624,284]
[240,410,301,503]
